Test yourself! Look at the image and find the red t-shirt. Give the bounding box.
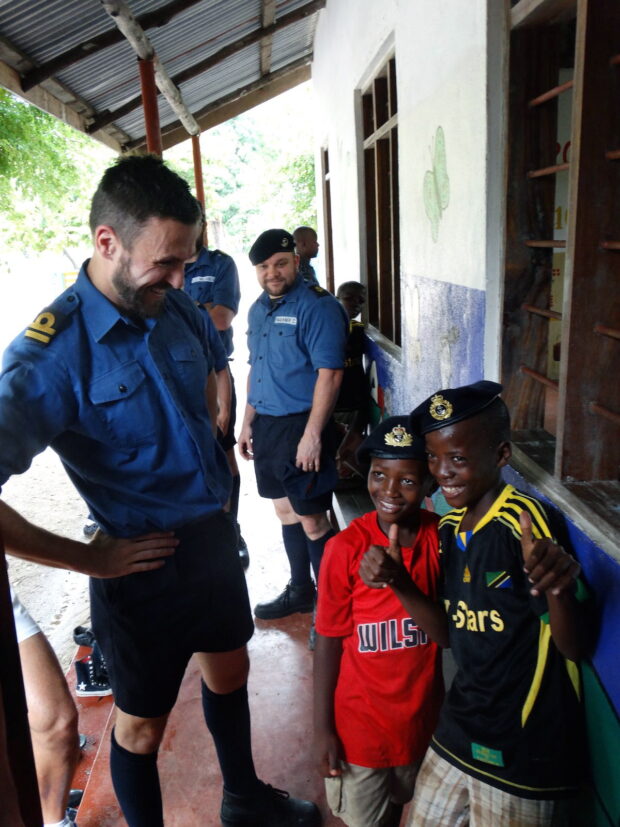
[317,510,443,768]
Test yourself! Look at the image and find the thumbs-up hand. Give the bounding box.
[520,511,580,597]
[359,523,405,590]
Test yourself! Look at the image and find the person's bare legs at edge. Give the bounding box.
[20,631,79,827]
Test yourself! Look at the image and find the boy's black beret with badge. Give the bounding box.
[356,416,428,465]
[248,229,295,265]
[409,380,503,436]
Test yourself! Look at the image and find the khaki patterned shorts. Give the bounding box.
[325,760,420,827]
[407,748,559,826]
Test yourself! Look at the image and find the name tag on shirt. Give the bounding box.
[275,316,297,325]
[192,275,215,283]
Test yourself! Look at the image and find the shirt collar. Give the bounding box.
[74,261,150,342]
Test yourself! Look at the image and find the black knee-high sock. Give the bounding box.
[201,681,258,796]
[282,522,312,586]
[230,473,241,528]
[110,728,163,827]
[306,528,336,583]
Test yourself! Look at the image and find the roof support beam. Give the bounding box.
[260,0,277,76]
[100,0,199,137]
[127,56,311,152]
[20,0,205,91]
[85,0,325,134]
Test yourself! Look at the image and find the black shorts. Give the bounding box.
[90,512,254,718]
[252,412,339,516]
[217,366,237,452]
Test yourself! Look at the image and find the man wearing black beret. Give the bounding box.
[239,229,348,633]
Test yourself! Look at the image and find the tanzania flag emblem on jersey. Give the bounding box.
[485,571,512,589]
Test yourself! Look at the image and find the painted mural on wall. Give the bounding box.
[423,126,450,242]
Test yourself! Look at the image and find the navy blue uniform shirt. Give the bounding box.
[184,247,240,357]
[247,275,348,416]
[0,264,231,536]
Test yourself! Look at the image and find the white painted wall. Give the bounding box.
[312,0,507,380]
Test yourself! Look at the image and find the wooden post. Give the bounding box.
[138,57,162,156]
[0,541,42,826]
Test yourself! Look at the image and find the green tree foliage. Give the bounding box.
[168,84,317,254]
[276,152,316,231]
[0,90,111,256]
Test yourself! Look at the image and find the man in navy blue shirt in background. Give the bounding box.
[0,158,320,827]
[184,207,250,567]
[239,230,347,639]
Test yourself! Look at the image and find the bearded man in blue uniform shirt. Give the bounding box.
[239,230,348,629]
[0,158,320,827]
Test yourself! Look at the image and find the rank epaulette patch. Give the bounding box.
[24,295,77,347]
[310,284,328,296]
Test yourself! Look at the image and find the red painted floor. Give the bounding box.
[71,612,348,826]
[67,505,359,827]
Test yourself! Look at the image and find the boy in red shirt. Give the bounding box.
[314,417,445,827]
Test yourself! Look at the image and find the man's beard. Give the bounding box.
[111,255,167,319]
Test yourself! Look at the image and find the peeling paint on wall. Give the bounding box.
[423,126,450,242]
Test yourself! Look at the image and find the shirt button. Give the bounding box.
[118,384,127,393]
[257,378,261,383]
[262,333,267,337]
[259,356,263,360]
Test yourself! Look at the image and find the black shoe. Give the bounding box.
[221,781,321,826]
[254,582,316,620]
[238,535,250,570]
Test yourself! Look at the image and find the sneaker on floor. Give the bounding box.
[75,654,112,697]
[73,625,95,647]
[238,534,250,570]
[308,607,317,651]
[67,789,83,809]
[254,581,315,620]
[221,781,321,826]
[82,520,98,538]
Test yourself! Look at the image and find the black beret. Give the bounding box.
[408,380,503,435]
[357,416,428,465]
[248,229,295,265]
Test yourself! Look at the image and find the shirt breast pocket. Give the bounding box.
[269,324,297,367]
[89,361,157,447]
[168,341,209,399]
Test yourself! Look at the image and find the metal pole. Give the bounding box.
[191,134,207,246]
[192,134,205,207]
[138,57,162,156]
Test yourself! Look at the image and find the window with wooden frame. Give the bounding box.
[320,148,335,295]
[504,0,619,524]
[361,56,401,347]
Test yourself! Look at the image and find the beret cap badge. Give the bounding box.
[429,394,453,421]
[384,425,413,448]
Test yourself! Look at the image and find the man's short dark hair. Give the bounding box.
[89,155,201,248]
[337,281,366,297]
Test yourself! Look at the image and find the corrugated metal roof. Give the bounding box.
[0,0,323,150]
